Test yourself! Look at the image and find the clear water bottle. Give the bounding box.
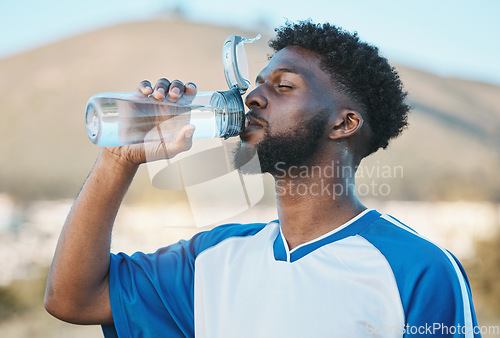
[85,34,260,147]
[85,87,245,147]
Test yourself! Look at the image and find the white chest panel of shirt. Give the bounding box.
[194,223,405,338]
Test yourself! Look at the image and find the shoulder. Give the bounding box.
[112,222,270,268]
[359,213,476,328]
[360,213,454,267]
[190,221,270,256]
[359,213,466,289]
[111,222,270,269]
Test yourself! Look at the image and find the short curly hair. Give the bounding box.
[269,20,410,157]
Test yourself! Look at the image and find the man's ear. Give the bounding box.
[328,109,364,140]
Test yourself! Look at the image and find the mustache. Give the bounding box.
[245,110,269,127]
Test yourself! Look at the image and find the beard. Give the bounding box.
[233,109,330,176]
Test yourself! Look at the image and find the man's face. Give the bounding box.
[234,46,338,175]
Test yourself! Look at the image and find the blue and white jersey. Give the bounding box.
[102,209,480,337]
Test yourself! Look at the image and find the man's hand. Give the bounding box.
[104,78,198,165]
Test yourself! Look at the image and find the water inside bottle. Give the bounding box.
[86,96,228,147]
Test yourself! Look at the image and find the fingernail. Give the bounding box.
[185,128,195,139]
[171,87,181,96]
[157,87,165,96]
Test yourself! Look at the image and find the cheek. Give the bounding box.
[266,117,302,139]
[265,92,332,134]
[266,112,295,135]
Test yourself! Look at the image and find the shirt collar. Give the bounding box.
[273,209,381,262]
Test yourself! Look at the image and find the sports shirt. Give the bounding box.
[102,209,480,337]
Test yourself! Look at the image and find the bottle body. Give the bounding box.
[85,88,245,147]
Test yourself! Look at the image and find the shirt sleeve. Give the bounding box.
[102,237,201,338]
[101,222,266,337]
[361,217,481,338]
[402,250,480,337]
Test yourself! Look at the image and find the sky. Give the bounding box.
[1,0,499,85]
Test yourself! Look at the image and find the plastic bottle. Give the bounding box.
[85,34,260,147]
[85,87,244,147]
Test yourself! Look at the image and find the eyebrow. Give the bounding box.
[255,67,301,84]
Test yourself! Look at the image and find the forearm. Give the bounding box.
[45,149,138,324]
[45,78,194,324]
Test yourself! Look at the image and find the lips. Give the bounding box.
[241,114,265,137]
[246,114,265,127]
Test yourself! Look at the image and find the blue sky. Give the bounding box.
[1,0,499,85]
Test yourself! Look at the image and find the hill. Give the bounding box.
[0,19,499,202]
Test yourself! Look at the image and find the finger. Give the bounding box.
[178,124,196,149]
[166,80,185,102]
[135,80,153,95]
[164,125,196,158]
[184,82,198,96]
[153,78,171,100]
[182,124,196,140]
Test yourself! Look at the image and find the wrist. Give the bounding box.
[97,149,140,177]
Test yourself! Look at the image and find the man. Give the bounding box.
[45,21,480,337]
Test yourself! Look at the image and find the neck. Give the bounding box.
[273,160,365,250]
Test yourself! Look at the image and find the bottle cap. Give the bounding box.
[223,34,261,95]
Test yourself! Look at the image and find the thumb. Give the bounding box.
[172,124,195,153]
[182,124,196,140]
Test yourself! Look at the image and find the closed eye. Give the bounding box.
[277,83,294,91]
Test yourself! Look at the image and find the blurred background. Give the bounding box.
[1,0,499,336]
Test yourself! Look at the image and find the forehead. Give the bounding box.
[258,46,332,85]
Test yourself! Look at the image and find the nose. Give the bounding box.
[244,86,268,110]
